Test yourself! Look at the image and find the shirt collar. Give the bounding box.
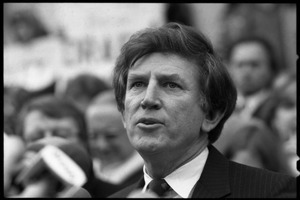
[143,147,209,198]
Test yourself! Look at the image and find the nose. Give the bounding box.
[240,64,253,76]
[141,81,162,110]
[44,130,54,138]
[96,136,110,152]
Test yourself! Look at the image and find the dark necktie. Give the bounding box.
[148,179,170,196]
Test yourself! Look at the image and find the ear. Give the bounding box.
[201,110,225,133]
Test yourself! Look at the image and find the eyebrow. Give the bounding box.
[127,73,184,83]
[157,74,184,82]
[127,73,149,82]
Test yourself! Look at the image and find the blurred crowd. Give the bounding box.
[4,3,297,198]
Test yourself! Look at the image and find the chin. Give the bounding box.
[131,133,166,152]
[134,142,164,155]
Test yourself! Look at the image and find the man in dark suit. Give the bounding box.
[109,22,296,198]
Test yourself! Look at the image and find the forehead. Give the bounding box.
[87,105,122,123]
[24,110,77,128]
[86,108,125,134]
[129,53,199,78]
[232,42,269,61]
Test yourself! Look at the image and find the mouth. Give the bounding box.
[137,118,163,125]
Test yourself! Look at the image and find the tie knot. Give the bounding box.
[148,179,170,196]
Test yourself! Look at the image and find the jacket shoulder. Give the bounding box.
[228,161,297,198]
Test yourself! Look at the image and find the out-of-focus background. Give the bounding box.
[3,3,298,198]
[4,3,296,91]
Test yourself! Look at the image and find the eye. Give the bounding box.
[53,129,72,139]
[131,81,146,88]
[164,82,180,89]
[105,134,118,140]
[88,131,100,140]
[250,61,260,68]
[26,131,43,143]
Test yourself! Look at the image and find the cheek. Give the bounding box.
[230,69,243,85]
[124,96,134,114]
[89,141,98,150]
[169,100,203,134]
[272,110,290,138]
[275,108,295,126]
[253,67,272,82]
[275,109,288,121]
[123,98,139,124]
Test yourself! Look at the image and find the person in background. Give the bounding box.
[4,132,26,195]
[253,73,297,177]
[214,115,290,175]
[5,8,49,45]
[217,39,295,176]
[4,85,31,135]
[4,82,56,136]
[108,22,295,198]
[14,94,119,197]
[225,36,279,120]
[85,90,144,189]
[15,94,88,149]
[63,73,110,112]
[5,136,93,198]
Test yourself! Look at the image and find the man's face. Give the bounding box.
[273,81,297,142]
[229,42,273,96]
[122,53,208,157]
[86,105,134,166]
[23,110,80,145]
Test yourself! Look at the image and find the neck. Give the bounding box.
[142,133,209,179]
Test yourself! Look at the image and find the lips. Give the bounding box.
[137,118,163,125]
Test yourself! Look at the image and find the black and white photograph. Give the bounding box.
[4,3,297,198]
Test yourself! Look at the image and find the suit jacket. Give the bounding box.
[109,145,297,198]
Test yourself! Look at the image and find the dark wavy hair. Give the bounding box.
[65,74,110,100]
[113,22,237,144]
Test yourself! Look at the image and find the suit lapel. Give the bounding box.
[192,145,231,198]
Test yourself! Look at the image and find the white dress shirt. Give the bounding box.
[142,147,209,198]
